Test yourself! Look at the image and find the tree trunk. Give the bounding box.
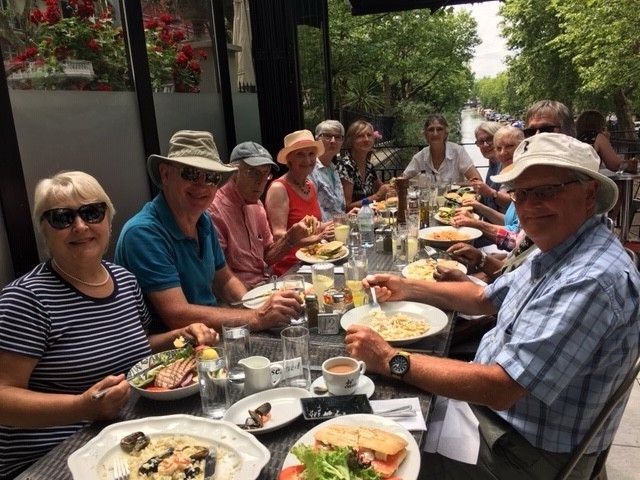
[613,88,635,140]
[383,75,392,116]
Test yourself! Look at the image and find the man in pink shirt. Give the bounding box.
[208,142,309,288]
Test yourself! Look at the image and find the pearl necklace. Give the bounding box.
[288,177,310,195]
[52,258,110,287]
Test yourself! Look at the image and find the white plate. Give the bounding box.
[281,414,420,480]
[67,414,270,480]
[295,246,349,264]
[241,281,313,309]
[433,212,480,225]
[126,349,199,401]
[310,374,375,398]
[401,258,467,282]
[340,301,449,346]
[419,226,482,247]
[223,387,311,434]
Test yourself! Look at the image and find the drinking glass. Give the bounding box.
[386,190,398,226]
[280,326,311,389]
[311,263,335,309]
[197,347,229,419]
[392,225,409,269]
[222,323,250,383]
[333,213,350,243]
[344,258,368,307]
[281,274,307,325]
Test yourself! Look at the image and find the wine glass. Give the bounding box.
[386,190,398,226]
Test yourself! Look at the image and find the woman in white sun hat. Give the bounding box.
[266,129,335,275]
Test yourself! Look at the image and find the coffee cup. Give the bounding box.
[322,356,366,395]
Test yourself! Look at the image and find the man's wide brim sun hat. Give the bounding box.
[147,130,237,187]
[276,129,324,164]
[491,132,618,215]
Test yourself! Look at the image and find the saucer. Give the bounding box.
[310,374,375,398]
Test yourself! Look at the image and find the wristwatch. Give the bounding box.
[389,351,411,379]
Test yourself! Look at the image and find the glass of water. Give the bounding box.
[281,274,307,325]
[197,347,229,419]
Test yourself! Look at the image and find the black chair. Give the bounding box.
[555,355,640,480]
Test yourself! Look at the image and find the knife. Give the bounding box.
[230,291,274,306]
[204,451,217,480]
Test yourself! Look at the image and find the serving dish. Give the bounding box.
[419,226,482,248]
[67,414,270,480]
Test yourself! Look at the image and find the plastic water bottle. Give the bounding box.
[357,199,375,248]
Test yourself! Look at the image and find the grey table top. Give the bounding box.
[16,251,455,480]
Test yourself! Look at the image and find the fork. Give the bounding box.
[369,286,382,311]
[112,457,130,480]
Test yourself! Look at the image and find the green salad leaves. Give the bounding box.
[291,445,381,480]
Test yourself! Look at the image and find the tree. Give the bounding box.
[327,0,480,128]
[551,0,640,136]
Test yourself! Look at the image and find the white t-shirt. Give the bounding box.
[403,142,474,184]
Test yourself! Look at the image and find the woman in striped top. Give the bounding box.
[0,171,218,478]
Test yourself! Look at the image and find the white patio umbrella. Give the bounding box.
[233,0,256,88]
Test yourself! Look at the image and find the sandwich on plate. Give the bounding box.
[303,215,319,236]
[315,241,345,259]
[279,424,408,479]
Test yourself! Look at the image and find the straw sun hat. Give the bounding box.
[491,132,618,214]
[276,129,324,164]
[147,130,237,187]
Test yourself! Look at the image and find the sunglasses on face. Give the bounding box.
[523,124,559,138]
[177,166,223,186]
[41,202,108,229]
[318,133,343,141]
[475,137,493,147]
[508,180,580,203]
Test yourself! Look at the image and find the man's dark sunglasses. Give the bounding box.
[41,202,108,229]
[523,125,559,138]
[178,166,223,186]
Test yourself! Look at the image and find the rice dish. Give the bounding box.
[365,311,429,340]
[405,259,463,282]
[107,435,240,480]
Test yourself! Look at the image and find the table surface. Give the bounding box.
[16,251,455,480]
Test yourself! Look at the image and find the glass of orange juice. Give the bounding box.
[344,254,368,307]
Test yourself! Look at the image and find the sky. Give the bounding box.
[454,1,508,79]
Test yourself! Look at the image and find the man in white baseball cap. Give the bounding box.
[115,131,302,333]
[208,141,311,288]
[347,133,639,479]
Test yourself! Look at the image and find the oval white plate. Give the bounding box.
[281,414,420,480]
[127,349,199,401]
[340,301,449,346]
[67,414,270,480]
[401,258,467,282]
[310,374,375,398]
[241,281,313,309]
[419,226,482,247]
[223,387,311,435]
[295,246,349,264]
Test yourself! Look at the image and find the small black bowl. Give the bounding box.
[300,394,372,420]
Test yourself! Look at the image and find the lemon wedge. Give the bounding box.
[200,347,218,360]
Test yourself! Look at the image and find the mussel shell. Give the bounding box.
[120,431,150,453]
[189,446,209,461]
[254,402,271,416]
[248,409,264,426]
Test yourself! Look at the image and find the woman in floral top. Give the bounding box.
[336,120,391,209]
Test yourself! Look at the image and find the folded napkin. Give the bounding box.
[370,397,426,431]
[298,265,344,274]
[424,397,480,464]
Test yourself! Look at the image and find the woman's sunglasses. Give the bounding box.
[41,202,108,229]
[523,125,559,138]
[177,166,223,186]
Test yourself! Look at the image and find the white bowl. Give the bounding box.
[127,349,199,401]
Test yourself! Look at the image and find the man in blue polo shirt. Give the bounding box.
[115,130,302,333]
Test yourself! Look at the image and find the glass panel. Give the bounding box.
[141,0,230,156]
[2,1,133,91]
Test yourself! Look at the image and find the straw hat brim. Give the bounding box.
[276,140,324,164]
[147,154,237,187]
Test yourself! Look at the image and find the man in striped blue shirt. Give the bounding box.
[349,133,640,479]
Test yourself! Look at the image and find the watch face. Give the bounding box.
[390,354,409,376]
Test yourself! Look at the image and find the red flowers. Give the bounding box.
[44,0,61,24]
[176,52,189,66]
[188,60,201,73]
[29,8,44,24]
[88,39,100,51]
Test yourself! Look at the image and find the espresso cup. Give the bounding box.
[322,356,366,395]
